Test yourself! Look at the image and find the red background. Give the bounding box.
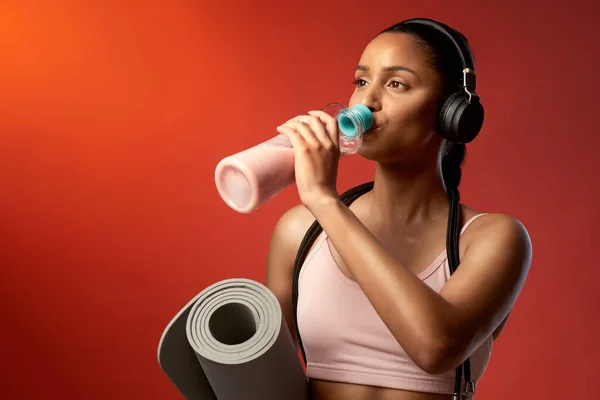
[1,1,598,399]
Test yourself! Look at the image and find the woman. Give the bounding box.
[265,18,532,400]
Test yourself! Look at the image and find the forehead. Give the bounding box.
[359,32,429,71]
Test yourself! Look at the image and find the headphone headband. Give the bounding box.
[399,18,477,93]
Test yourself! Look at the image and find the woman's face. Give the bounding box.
[348,32,445,165]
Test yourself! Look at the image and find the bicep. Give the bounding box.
[440,214,532,347]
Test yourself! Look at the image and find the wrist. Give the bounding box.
[305,193,343,218]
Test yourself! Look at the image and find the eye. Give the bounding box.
[388,80,406,89]
[352,78,367,87]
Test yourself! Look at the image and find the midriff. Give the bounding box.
[310,380,455,400]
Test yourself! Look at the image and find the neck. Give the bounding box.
[363,160,450,228]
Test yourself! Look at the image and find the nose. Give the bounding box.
[359,86,381,113]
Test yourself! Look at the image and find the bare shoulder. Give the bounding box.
[463,209,532,258]
[267,203,316,261]
[457,207,533,291]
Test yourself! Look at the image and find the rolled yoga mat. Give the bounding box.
[157,278,311,400]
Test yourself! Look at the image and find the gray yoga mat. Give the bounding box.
[157,278,311,400]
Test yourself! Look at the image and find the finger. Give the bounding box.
[308,110,339,146]
[293,115,332,149]
[276,125,308,150]
[285,120,321,147]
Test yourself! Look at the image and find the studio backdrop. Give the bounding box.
[0,1,598,399]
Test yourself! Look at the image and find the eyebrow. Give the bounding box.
[356,64,417,75]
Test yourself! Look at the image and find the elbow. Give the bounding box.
[415,351,455,375]
[414,336,464,375]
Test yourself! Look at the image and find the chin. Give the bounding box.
[358,126,440,162]
[356,137,386,161]
[357,138,413,165]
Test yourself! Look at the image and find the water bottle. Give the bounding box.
[214,103,373,213]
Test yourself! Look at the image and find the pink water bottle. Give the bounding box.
[214,103,374,213]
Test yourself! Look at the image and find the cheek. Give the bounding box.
[392,99,438,133]
[380,103,439,150]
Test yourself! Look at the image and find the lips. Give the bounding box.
[365,125,382,135]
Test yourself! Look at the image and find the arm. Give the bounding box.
[309,197,532,374]
[264,204,316,350]
[275,110,532,374]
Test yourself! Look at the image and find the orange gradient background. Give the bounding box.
[1,1,598,399]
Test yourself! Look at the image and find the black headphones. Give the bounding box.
[398,18,485,144]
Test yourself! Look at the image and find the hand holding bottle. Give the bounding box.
[276,110,341,212]
[214,103,373,214]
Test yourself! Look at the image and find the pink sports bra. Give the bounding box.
[296,213,494,395]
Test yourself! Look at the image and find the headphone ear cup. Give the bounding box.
[437,92,485,143]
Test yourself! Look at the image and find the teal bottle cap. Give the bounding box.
[337,104,374,138]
